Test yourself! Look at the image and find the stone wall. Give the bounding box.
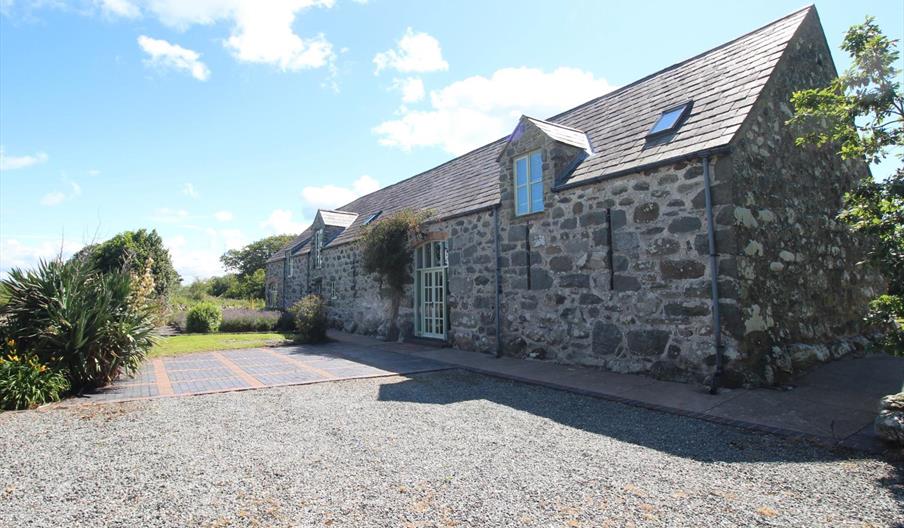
[495,120,731,382]
[722,9,882,385]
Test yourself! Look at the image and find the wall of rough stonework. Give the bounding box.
[495,121,733,383]
[722,9,883,385]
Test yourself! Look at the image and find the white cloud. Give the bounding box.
[0,146,48,171]
[214,210,234,222]
[138,35,210,81]
[40,191,66,206]
[374,28,448,74]
[87,168,101,176]
[392,76,424,103]
[261,209,307,235]
[182,182,199,198]
[374,67,615,155]
[0,237,84,277]
[301,175,380,210]
[39,180,80,207]
[120,1,336,72]
[96,0,139,18]
[151,207,190,223]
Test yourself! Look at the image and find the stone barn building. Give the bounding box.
[266,6,881,388]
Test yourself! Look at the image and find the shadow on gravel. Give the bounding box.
[378,370,904,514]
[376,370,898,465]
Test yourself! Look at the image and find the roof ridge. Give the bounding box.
[545,4,814,123]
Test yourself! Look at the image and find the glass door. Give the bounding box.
[415,241,448,339]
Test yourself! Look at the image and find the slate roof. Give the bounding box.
[269,6,814,260]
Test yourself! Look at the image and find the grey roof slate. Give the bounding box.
[270,6,813,259]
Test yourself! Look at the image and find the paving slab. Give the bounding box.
[64,341,452,406]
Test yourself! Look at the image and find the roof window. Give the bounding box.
[364,211,382,225]
[648,101,692,137]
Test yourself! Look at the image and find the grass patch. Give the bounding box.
[149,332,295,358]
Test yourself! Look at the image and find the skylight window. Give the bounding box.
[364,211,382,225]
[648,101,693,137]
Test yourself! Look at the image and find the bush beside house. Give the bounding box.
[185,302,222,333]
[291,295,327,343]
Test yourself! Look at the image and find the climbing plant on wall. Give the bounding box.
[359,209,431,340]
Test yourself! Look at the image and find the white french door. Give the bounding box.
[415,241,448,339]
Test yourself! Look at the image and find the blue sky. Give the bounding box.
[1,0,901,281]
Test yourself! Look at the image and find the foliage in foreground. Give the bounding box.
[0,259,156,391]
[185,302,223,334]
[291,295,328,344]
[789,16,903,354]
[359,209,431,339]
[0,341,70,410]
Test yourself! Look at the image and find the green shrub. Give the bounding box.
[186,302,222,333]
[291,295,327,343]
[0,348,70,410]
[217,309,281,332]
[1,259,156,391]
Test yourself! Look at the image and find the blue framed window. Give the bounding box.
[648,101,693,137]
[514,150,544,216]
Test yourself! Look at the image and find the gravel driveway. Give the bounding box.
[1,370,900,527]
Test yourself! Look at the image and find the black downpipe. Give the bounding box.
[703,156,724,394]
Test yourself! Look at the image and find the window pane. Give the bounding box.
[650,105,687,135]
[515,157,528,186]
[531,181,544,212]
[530,151,543,182]
[516,186,529,215]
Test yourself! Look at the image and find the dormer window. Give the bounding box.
[648,101,693,137]
[514,150,544,216]
[313,228,324,269]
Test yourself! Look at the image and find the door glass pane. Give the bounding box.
[433,243,441,268]
[530,151,543,182]
[531,181,544,212]
[416,246,423,269]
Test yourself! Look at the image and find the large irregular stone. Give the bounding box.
[660,259,706,279]
[592,322,622,356]
[633,203,660,223]
[875,392,904,445]
[626,329,670,356]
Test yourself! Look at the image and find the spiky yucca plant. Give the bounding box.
[0,259,156,391]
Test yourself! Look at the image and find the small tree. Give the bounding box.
[788,16,903,353]
[221,234,296,278]
[359,209,431,340]
[87,229,181,300]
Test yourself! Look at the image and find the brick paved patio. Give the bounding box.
[68,340,451,405]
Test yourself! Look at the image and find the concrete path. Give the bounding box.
[65,340,451,405]
[333,331,903,453]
